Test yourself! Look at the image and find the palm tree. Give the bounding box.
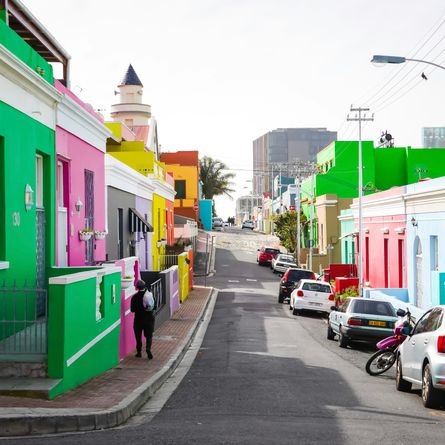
[199,156,235,200]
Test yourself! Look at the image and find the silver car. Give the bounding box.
[272,254,297,274]
[396,305,445,408]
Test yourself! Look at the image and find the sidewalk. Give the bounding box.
[0,285,215,437]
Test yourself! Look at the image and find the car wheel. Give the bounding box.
[338,328,348,348]
[292,308,301,316]
[327,324,335,340]
[278,295,284,304]
[422,363,443,408]
[272,269,276,274]
[395,357,412,392]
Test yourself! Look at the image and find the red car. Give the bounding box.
[257,246,281,266]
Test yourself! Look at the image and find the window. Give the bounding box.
[398,239,404,287]
[384,239,389,287]
[365,237,370,281]
[57,161,64,207]
[430,236,438,271]
[351,300,395,317]
[36,155,43,207]
[175,180,186,199]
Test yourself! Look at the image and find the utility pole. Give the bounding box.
[296,176,301,266]
[347,106,374,297]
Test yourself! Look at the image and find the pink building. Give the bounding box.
[55,80,111,266]
[352,186,407,289]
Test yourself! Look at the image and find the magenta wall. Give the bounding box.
[56,127,106,266]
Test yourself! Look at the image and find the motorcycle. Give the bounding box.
[365,308,413,376]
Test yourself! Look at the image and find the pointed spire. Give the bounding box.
[118,64,143,87]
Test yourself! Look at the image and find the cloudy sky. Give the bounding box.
[24,0,445,218]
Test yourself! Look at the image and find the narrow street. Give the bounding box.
[6,229,445,444]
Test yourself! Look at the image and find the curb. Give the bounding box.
[0,287,217,438]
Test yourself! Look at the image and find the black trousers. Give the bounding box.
[134,314,155,353]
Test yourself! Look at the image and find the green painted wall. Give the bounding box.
[47,270,121,398]
[339,209,355,264]
[0,101,55,286]
[0,19,54,84]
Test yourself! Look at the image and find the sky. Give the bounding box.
[23,0,445,219]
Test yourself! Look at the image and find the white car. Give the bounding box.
[290,279,334,316]
[242,220,254,229]
[396,305,445,408]
[212,217,224,229]
[272,254,297,274]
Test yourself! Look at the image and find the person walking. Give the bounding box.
[131,279,155,359]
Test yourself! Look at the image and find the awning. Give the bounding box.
[129,208,153,233]
[339,231,358,240]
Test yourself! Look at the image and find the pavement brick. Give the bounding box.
[0,286,212,411]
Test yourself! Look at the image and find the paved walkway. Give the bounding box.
[0,285,214,436]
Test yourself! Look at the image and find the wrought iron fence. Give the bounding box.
[150,278,165,314]
[0,284,48,357]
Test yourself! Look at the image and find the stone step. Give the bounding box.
[0,360,47,378]
[0,378,61,399]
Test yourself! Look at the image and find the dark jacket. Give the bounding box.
[131,290,155,323]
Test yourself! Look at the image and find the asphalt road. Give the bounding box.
[7,228,445,444]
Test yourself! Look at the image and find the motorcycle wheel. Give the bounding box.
[365,348,396,376]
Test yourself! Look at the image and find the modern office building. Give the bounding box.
[422,127,445,148]
[252,128,337,195]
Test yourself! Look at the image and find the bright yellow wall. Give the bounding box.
[178,252,189,302]
[165,165,198,207]
[152,193,166,271]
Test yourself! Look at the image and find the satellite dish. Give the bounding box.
[385,133,392,141]
[114,90,120,95]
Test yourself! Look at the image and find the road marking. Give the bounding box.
[228,280,240,283]
[246,279,257,282]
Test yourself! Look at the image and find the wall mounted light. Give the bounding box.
[75,198,83,214]
[411,217,418,227]
[25,184,34,211]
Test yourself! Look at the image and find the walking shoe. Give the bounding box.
[147,351,153,360]
[135,352,142,358]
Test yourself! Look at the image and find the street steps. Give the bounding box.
[0,377,61,399]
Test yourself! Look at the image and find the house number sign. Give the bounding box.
[12,212,20,227]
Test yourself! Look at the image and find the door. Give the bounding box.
[415,239,423,308]
[84,170,94,265]
[57,161,68,266]
[35,155,46,316]
[118,208,124,259]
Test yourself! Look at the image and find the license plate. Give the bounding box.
[368,320,386,327]
[309,302,322,306]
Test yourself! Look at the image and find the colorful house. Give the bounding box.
[55,80,110,266]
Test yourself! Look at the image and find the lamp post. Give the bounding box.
[371,55,445,71]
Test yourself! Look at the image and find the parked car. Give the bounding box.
[272,254,297,274]
[290,280,334,315]
[328,298,398,348]
[242,220,255,230]
[278,268,316,303]
[257,246,281,266]
[212,217,224,229]
[396,305,445,408]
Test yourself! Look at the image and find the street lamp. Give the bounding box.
[371,55,445,71]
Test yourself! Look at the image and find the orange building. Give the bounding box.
[160,151,200,222]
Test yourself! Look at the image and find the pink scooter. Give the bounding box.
[365,308,413,376]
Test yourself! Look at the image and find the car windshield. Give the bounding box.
[287,269,314,281]
[279,255,294,263]
[351,300,396,316]
[265,248,280,254]
[302,282,331,293]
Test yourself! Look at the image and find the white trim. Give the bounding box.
[0,261,10,270]
[57,94,112,152]
[394,227,405,234]
[351,194,406,218]
[66,319,121,367]
[49,266,121,285]
[339,231,357,240]
[315,198,338,207]
[105,155,155,200]
[0,44,61,129]
[380,227,390,234]
[150,177,176,201]
[125,309,132,316]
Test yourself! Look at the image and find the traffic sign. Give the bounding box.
[193,202,199,211]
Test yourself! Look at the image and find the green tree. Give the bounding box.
[274,210,307,253]
[199,156,235,202]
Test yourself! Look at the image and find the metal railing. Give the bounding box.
[150,278,165,314]
[158,254,179,271]
[0,285,47,357]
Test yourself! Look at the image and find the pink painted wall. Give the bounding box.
[56,128,106,266]
[353,187,406,289]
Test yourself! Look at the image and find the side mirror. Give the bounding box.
[330,306,337,311]
[257,249,260,251]
[396,308,407,317]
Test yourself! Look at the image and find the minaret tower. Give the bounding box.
[110,64,151,127]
